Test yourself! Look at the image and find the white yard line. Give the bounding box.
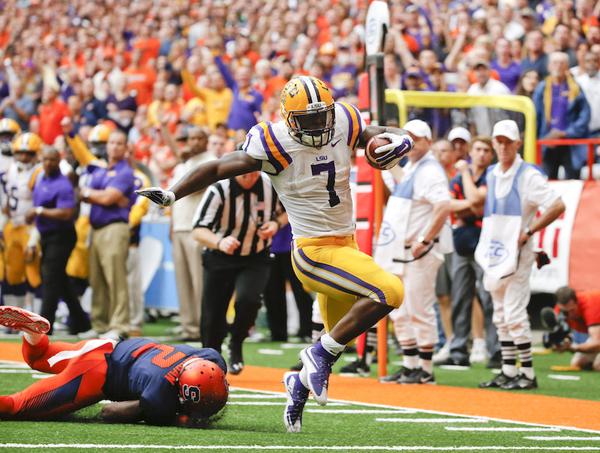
[307,409,416,415]
[228,402,347,406]
[547,374,581,381]
[31,374,51,379]
[229,394,286,399]
[1,444,600,451]
[0,369,35,373]
[376,418,488,423]
[228,386,600,434]
[445,427,562,432]
[257,349,284,355]
[525,436,600,441]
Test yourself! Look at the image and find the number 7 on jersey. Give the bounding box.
[311,161,340,207]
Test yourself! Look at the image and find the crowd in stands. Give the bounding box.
[0,0,598,376]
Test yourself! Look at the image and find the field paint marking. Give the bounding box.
[280,343,310,349]
[257,349,284,356]
[229,386,600,434]
[31,374,51,379]
[525,436,600,441]
[438,365,470,371]
[307,409,416,415]
[229,394,285,399]
[227,401,347,407]
[547,374,581,381]
[446,427,562,432]
[0,369,35,374]
[376,418,488,423]
[1,444,600,451]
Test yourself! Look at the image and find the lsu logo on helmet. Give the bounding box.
[280,76,335,148]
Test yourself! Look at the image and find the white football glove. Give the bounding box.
[136,187,176,207]
[372,133,414,167]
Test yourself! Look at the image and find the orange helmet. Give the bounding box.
[177,358,229,418]
[280,76,335,148]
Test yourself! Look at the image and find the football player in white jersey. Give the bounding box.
[2,132,43,316]
[138,76,414,432]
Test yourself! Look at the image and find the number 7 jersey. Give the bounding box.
[244,102,366,238]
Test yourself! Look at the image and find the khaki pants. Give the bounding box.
[127,245,144,331]
[89,222,130,335]
[172,231,203,338]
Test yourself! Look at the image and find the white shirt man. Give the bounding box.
[576,52,600,134]
[375,120,452,385]
[468,61,511,136]
[476,120,565,390]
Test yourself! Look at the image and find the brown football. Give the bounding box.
[365,136,392,170]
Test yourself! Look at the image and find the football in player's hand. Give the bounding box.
[365,136,397,170]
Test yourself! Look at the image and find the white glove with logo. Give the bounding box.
[136,187,176,207]
[374,133,414,161]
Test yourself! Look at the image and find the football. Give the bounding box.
[365,135,397,170]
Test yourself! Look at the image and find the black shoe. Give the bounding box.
[418,369,436,384]
[501,374,538,390]
[379,366,410,383]
[438,357,470,367]
[479,372,515,388]
[398,367,424,384]
[339,359,371,377]
[229,341,244,375]
[290,361,303,371]
[486,352,502,369]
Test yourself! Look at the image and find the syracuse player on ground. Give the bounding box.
[138,76,413,433]
[0,306,229,425]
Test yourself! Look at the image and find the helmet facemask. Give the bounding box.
[287,102,335,148]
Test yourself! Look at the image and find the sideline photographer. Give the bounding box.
[553,286,600,371]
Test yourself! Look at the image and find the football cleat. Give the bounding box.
[283,371,309,433]
[299,342,336,406]
[479,372,515,389]
[0,306,50,335]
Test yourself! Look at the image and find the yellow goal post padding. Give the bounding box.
[385,89,537,163]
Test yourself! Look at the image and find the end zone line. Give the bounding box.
[228,386,600,434]
[525,436,600,441]
[1,444,600,451]
[446,427,562,432]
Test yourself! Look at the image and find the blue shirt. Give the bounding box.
[104,339,226,425]
[32,171,76,234]
[89,159,135,228]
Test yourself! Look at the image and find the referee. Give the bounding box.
[192,171,286,374]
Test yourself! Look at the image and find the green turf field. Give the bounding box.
[1,318,599,452]
[1,374,599,452]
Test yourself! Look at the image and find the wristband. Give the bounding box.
[35,206,43,216]
[216,238,223,250]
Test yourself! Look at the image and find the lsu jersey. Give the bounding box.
[104,339,226,425]
[244,102,366,238]
[4,163,41,226]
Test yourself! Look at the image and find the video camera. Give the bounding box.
[540,307,572,349]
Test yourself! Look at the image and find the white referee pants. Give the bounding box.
[392,252,442,347]
[489,249,535,345]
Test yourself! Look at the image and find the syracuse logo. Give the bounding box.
[486,240,509,267]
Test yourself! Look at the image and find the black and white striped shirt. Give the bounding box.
[192,174,282,256]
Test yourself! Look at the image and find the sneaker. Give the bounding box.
[418,369,436,384]
[100,330,125,341]
[398,367,424,384]
[283,371,309,433]
[469,339,489,364]
[438,357,470,367]
[432,343,450,365]
[300,342,336,405]
[0,306,50,334]
[479,372,515,388]
[229,341,244,375]
[339,359,370,377]
[78,329,101,340]
[379,366,410,383]
[501,374,538,390]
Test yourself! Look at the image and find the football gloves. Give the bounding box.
[136,187,176,207]
[373,133,414,167]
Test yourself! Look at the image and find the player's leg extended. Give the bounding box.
[292,237,403,404]
[0,343,113,419]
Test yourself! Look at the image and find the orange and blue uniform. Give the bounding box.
[0,338,225,424]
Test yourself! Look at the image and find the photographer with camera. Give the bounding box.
[552,286,600,371]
